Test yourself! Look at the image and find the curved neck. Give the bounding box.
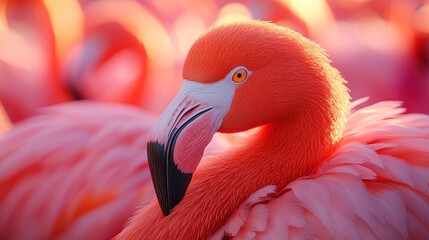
[117,76,350,240]
[162,95,348,239]
[224,97,347,189]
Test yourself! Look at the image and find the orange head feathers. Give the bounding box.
[184,21,349,133]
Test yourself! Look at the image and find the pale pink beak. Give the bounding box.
[147,86,226,216]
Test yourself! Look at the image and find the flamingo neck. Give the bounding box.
[228,98,347,189]
[162,94,349,239]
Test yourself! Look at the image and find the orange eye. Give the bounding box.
[232,68,248,83]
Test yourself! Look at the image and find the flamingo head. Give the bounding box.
[147,21,348,216]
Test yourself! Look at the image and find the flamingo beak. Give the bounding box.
[147,80,233,216]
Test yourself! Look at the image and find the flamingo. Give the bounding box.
[63,0,175,113]
[0,0,174,123]
[0,0,72,122]
[115,21,429,239]
[61,21,149,104]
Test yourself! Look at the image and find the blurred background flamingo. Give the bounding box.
[0,0,174,123]
[0,0,428,239]
[0,102,157,239]
[1,0,428,123]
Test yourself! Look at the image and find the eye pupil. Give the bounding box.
[237,73,242,78]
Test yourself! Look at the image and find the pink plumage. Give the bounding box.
[212,99,429,239]
[0,102,156,239]
[0,101,226,239]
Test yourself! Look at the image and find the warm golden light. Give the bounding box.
[357,17,406,54]
[174,14,206,60]
[0,102,10,135]
[0,28,46,73]
[215,3,252,25]
[84,0,173,71]
[43,0,84,60]
[281,0,335,35]
[0,1,6,34]
[414,4,429,34]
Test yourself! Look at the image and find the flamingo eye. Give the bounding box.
[231,68,248,84]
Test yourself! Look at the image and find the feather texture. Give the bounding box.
[212,99,429,239]
[0,102,156,239]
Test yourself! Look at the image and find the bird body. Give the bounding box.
[211,99,429,239]
[116,21,429,239]
[0,102,156,239]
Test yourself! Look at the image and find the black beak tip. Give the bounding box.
[147,141,193,217]
[161,205,171,216]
